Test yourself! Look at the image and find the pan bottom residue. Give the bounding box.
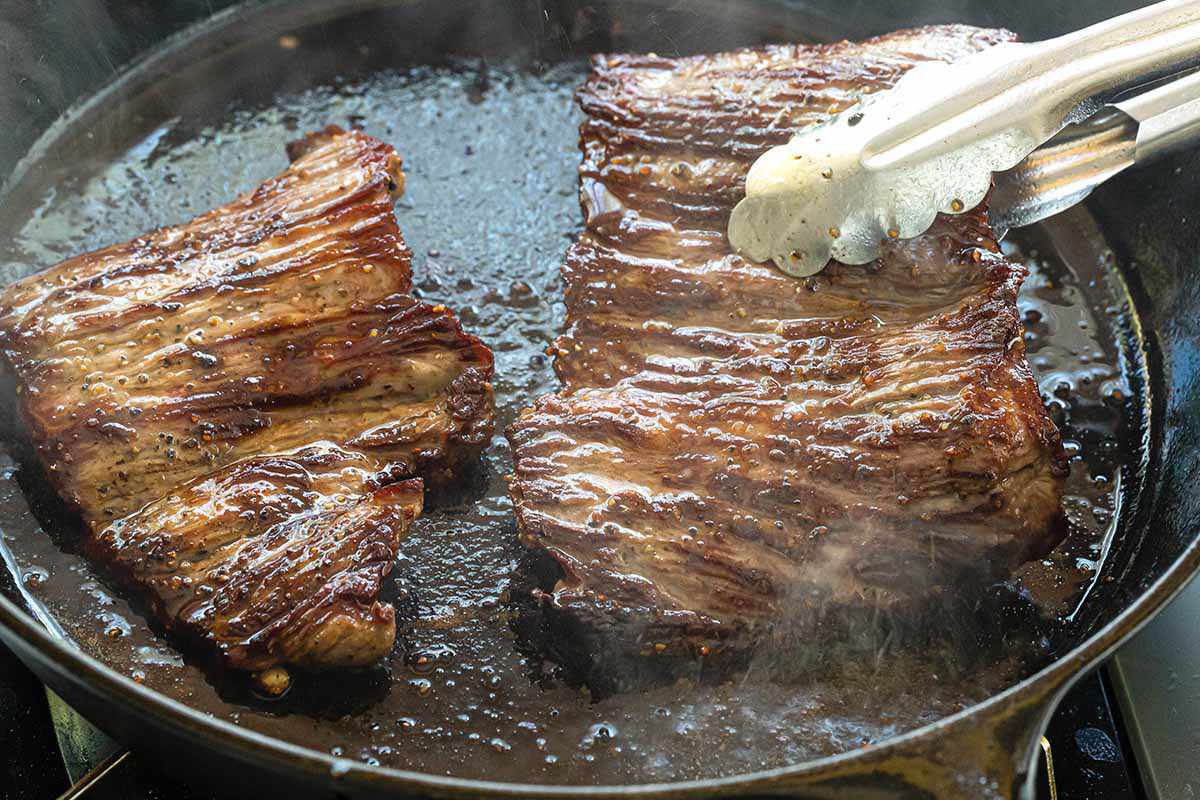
[0,36,1148,789]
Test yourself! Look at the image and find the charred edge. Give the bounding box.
[507,549,749,699]
[509,542,1057,695]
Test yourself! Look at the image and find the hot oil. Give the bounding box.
[1005,221,1138,622]
[0,52,1144,788]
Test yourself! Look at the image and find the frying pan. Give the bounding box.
[0,1,1197,798]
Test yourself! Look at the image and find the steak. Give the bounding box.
[0,127,494,673]
[507,27,1068,689]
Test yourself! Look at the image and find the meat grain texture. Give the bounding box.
[507,26,1068,690]
[0,127,494,672]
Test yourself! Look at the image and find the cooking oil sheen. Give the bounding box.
[0,53,1145,785]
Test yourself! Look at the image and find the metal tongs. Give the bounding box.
[728,0,1200,276]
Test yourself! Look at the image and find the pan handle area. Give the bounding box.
[734,671,1074,800]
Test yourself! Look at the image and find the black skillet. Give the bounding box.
[0,1,1197,798]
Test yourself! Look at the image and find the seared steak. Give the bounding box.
[91,445,424,671]
[0,127,494,672]
[507,27,1067,687]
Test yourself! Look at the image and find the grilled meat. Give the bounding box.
[508,27,1068,688]
[91,445,424,670]
[0,127,494,672]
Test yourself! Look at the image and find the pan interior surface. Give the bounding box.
[0,0,1153,787]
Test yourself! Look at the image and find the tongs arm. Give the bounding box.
[1121,66,1200,160]
[864,0,1200,172]
[991,67,1200,235]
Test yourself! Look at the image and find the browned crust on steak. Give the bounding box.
[507,26,1067,686]
[89,445,424,670]
[0,127,495,672]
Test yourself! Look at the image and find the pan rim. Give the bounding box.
[0,0,1193,793]
[3,542,1197,796]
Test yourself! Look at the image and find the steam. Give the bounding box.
[742,576,1047,690]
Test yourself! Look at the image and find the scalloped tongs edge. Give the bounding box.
[729,0,1200,276]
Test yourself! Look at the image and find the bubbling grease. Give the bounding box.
[0,60,1140,785]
